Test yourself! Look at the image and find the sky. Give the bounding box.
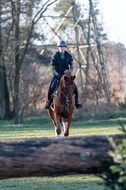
[38,0,126,47]
[98,0,126,46]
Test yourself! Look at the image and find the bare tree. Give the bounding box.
[0,0,5,119]
[0,0,13,119]
[9,0,58,123]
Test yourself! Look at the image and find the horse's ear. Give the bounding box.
[71,75,76,80]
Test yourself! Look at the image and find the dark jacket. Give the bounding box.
[51,51,73,75]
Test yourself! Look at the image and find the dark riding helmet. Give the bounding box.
[57,40,67,47]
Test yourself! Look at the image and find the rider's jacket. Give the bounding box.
[51,51,73,75]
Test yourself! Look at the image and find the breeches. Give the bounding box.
[48,75,59,99]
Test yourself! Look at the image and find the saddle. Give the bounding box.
[48,79,59,108]
[51,79,60,96]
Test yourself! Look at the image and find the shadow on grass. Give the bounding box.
[0,116,53,132]
[71,118,126,129]
[0,113,126,133]
[0,175,104,190]
[24,116,50,125]
[73,111,126,121]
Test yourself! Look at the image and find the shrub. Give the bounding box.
[118,98,126,111]
[100,122,126,190]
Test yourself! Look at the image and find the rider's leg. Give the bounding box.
[45,76,58,109]
[74,83,82,109]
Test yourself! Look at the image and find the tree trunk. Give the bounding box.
[0,1,12,120]
[13,0,21,124]
[85,5,91,87]
[3,66,12,119]
[0,135,124,179]
[0,0,5,119]
[0,66,5,119]
[26,0,34,26]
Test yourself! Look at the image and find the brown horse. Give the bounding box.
[45,70,76,137]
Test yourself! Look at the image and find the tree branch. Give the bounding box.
[20,0,58,65]
[33,0,58,24]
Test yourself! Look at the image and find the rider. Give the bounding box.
[45,40,82,110]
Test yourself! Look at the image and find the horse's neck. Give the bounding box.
[58,84,65,102]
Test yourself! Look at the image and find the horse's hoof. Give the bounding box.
[64,133,69,136]
[55,128,61,137]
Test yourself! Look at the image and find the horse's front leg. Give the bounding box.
[64,116,72,136]
[54,113,61,137]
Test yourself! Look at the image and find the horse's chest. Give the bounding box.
[56,105,70,115]
[62,106,70,114]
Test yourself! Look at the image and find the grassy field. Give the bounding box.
[0,112,125,190]
[0,175,104,190]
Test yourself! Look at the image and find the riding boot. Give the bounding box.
[52,80,60,95]
[45,83,53,110]
[74,83,82,109]
[45,98,52,110]
[45,79,60,110]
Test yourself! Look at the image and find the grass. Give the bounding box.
[0,112,125,140]
[0,175,104,190]
[0,111,125,189]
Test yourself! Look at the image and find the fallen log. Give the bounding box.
[0,135,124,179]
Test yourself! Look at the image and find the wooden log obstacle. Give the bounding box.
[0,135,124,179]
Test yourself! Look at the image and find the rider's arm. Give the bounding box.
[69,54,74,73]
[51,53,58,76]
[52,65,58,76]
[70,64,74,73]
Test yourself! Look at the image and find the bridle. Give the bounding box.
[56,81,75,107]
[60,88,75,105]
[55,84,75,121]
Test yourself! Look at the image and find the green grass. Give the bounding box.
[0,175,104,190]
[0,112,125,140]
[0,112,125,190]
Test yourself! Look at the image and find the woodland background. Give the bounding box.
[0,0,126,124]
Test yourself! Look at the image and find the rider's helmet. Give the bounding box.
[57,40,67,47]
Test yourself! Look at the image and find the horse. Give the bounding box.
[45,70,76,137]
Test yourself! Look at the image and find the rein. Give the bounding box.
[55,83,75,120]
[59,87,75,106]
[55,94,67,120]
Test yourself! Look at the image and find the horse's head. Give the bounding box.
[60,70,76,105]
